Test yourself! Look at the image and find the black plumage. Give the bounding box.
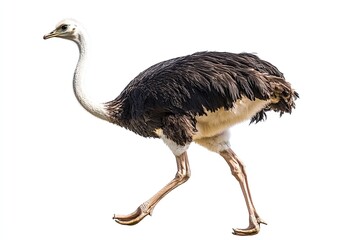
[106,51,298,145]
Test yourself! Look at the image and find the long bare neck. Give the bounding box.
[73,34,110,122]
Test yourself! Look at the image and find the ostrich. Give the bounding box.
[44,19,298,236]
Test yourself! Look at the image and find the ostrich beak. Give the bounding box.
[43,30,58,40]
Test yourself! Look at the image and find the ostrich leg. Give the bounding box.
[219,148,266,236]
[114,152,190,225]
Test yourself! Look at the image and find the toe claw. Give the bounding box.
[114,219,122,225]
[257,217,267,225]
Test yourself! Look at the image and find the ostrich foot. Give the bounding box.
[113,201,153,225]
[232,216,267,236]
[114,153,190,226]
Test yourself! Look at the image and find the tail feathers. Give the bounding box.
[250,76,299,124]
[270,78,299,116]
[272,90,299,116]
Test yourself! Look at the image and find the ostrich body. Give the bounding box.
[44,19,298,236]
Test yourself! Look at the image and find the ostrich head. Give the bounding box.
[43,19,82,42]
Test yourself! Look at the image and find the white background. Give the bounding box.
[1,0,359,239]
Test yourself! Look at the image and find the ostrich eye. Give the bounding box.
[60,25,68,31]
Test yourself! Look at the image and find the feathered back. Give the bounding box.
[107,52,298,141]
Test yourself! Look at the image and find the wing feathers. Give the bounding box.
[106,51,298,142]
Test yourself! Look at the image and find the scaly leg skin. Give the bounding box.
[113,152,190,225]
[220,148,266,236]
